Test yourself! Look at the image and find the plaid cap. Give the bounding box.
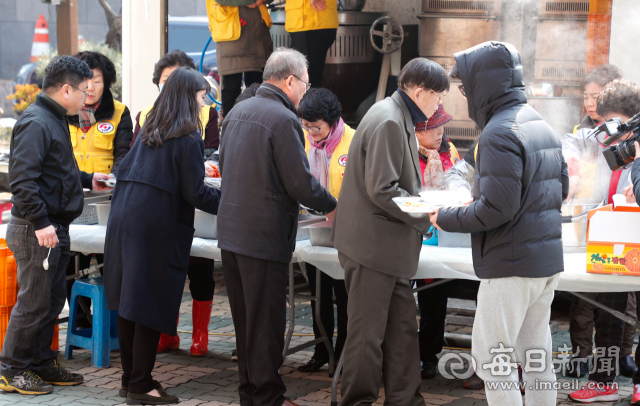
[415,104,453,132]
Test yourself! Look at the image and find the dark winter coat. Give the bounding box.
[9,94,93,230]
[103,130,220,334]
[218,83,337,263]
[67,88,133,176]
[437,42,570,279]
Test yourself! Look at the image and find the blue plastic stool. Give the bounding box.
[64,277,119,368]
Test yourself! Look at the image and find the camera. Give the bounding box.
[596,112,640,171]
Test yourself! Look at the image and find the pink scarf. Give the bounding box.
[307,117,344,189]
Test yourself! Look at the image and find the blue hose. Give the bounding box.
[200,36,222,106]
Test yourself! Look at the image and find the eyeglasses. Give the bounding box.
[301,121,322,133]
[292,75,311,91]
[66,84,89,100]
[458,84,466,97]
[430,89,447,102]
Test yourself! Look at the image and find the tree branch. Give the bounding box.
[98,0,117,25]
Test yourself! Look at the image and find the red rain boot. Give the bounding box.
[157,317,180,353]
[190,300,212,356]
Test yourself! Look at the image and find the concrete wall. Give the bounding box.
[610,0,640,85]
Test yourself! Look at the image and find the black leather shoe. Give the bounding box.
[421,361,437,379]
[620,355,638,377]
[298,357,329,373]
[565,356,589,378]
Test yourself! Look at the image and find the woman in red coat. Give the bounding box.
[416,105,460,190]
[414,105,464,381]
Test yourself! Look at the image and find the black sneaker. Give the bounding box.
[35,359,83,386]
[0,369,53,395]
[231,349,238,362]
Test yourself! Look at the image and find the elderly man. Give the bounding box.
[332,58,449,406]
[430,42,568,406]
[217,48,337,406]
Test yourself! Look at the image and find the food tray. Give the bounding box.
[71,192,112,225]
[392,197,433,218]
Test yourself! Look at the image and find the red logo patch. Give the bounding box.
[97,122,114,133]
[338,155,348,167]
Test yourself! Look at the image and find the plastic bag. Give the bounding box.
[204,161,220,178]
[443,159,475,193]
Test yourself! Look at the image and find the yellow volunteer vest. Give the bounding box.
[285,0,338,33]
[69,99,126,173]
[449,142,461,163]
[206,0,272,43]
[139,105,210,141]
[304,123,355,199]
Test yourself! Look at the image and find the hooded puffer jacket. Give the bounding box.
[437,42,569,279]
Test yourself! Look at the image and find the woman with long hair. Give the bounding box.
[104,67,220,405]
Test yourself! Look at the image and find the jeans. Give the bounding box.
[0,217,70,374]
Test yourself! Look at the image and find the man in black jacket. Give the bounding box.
[218,48,337,406]
[0,55,111,396]
[430,42,569,406]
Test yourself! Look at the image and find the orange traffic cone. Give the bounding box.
[31,14,50,62]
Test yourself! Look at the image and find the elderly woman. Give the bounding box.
[413,105,465,381]
[65,51,133,327]
[563,64,638,380]
[104,67,220,405]
[416,105,460,190]
[297,88,353,375]
[68,51,132,175]
[574,64,623,133]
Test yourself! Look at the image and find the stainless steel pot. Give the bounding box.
[561,199,606,249]
[296,218,327,241]
[304,220,334,247]
[338,0,366,11]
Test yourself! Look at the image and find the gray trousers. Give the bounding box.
[473,274,560,406]
[338,252,424,406]
[0,217,70,374]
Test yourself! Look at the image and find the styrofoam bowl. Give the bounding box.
[418,189,472,207]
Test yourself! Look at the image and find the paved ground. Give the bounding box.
[0,262,637,406]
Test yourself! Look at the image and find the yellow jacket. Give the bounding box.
[285,0,338,33]
[70,99,126,173]
[304,123,355,199]
[139,105,211,141]
[206,0,272,42]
